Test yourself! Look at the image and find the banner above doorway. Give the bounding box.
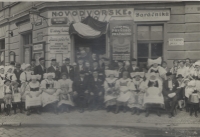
[69,16,108,38]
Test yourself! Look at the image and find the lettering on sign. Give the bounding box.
[110,20,133,61]
[48,36,71,53]
[33,44,43,51]
[112,25,132,36]
[48,8,134,24]
[169,38,184,46]
[48,27,69,35]
[134,10,170,21]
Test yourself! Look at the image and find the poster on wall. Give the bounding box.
[110,20,133,61]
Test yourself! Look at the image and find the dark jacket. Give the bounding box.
[74,65,84,78]
[47,66,61,81]
[116,67,125,78]
[89,76,104,95]
[163,79,179,97]
[73,77,89,96]
[61,65,74,81]
[34,65,46,81]
[14,69,23,85]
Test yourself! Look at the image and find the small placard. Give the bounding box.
[169,38,184,46]
[33,44,43,51]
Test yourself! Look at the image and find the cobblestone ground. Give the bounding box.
[0,126,200,137]
[0,127,142,137]
[0,109,199,125]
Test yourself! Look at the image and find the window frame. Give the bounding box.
[22,32,32,64]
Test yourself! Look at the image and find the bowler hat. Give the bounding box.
[176,74,184,79]
[65,58,70,61]
[39,58,44,61]
[51,59,56,62]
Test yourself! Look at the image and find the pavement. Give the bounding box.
[0,108,200,129]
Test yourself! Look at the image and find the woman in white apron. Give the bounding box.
[147,57,167,81]
[25,75,42,116]
[104,70,119,113]
[128,72,146,115]
[143,72,164,117]
[20,63,32,112]
[41,73,61,114]
[57,73,74,113]
[115,71,132,114]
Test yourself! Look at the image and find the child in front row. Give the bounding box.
[3,79,12,116]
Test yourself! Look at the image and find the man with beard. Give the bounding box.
[61,58,74,81]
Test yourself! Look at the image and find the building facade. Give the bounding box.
[0,1,199,68]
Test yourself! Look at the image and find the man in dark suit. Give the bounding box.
[116,60,125,78]
[61,58,74,81]
[163,72,179,118]
[73,70,90,113]
[74,57,84,79]
[47,59,60,80]
[130,58,140,73]
[88,70,104,111]
[30,59,36,71]
[34,57,46,81]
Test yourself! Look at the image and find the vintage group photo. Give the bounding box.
[0,1,199,137]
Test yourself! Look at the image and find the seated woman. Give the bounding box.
[40,73,60,114]
[147,57,167,81]
[104,70,119,113]
[143,72,164,117]
[57,73,74,113]
[25,75,42,116]
[128,72,145,115]
[115,71,132,114]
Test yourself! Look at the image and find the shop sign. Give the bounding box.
[110,20,133,61]
[33,44,43,51]
[48,27,69,35]
[48,8,134,25]
[51,17,69,25]
[47,36,71,53]
[134,9,170,21]
[169,38,184,46]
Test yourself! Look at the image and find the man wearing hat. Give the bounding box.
[47,59,60,80]
[34,58,46,81]
[163,72,179,118]
[73,70,90,113]
[61,58,74,81]
[30,59,36,71]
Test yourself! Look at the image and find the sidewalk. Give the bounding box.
[1,110,200,129]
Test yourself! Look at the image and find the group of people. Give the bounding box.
[1,55,200,118]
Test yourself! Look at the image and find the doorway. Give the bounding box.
[74,34,106,62]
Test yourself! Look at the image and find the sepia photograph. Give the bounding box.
[0,0,199,136]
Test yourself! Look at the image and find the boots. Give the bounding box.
[53,103,58,114]
[5,104,11,116]
[131,108,136,115]
[26,108,31,116]
[107,106,111,113]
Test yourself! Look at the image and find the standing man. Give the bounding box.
[47,59,60,80]
[74,57,84,78]
[61,58,74,81]
[116,60,125,78]
[34,58,46,81]
[30,59,36,71]
[13,63,23,87]
[163,72,179,118]
[130,58,140,73]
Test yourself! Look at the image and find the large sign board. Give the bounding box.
[110,20,133,61]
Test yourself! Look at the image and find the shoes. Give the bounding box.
[131,108,136,115]
[145,111,149,117]
[157,111,161,117]
[79,108,84,113]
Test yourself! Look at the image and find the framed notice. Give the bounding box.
[110,20,133,61]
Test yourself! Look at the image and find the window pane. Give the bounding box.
[151,43,163,58]
[151,26,163,40]
[137,26,150,40]
[23,33,32,45]
[138,43,149,57]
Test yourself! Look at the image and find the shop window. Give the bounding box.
[137,25,163,67]
[0,39,5,65]
[22,33,32,64]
